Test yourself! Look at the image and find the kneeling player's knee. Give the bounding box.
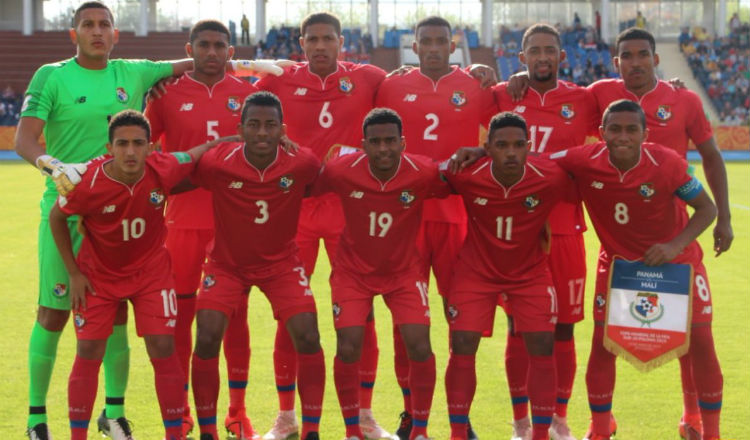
[144,335,175,359]
[336,337,362,363]
[450,331,480,355]
[194,327,223,358]
[405,340,432,362]
[294,328,321,354]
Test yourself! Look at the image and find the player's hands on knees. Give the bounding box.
[506,71,531,102]
[642,242,681,266]
[280,135,300,153]
[386,65,415,77]
[36,155,87,196]
[147,76,178,102]
[70,271,94,312]
[448,147,486,173]
[468,64,498,88]
[713,218,734,256]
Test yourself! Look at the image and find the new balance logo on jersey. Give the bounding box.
[304,288,313,296]
[179,103,193,111]
[513,105,526,113]
[473,197,488,205]
[294,88,308,96]
[702,306,712,315]
[228,181,243,189]
[165,319,176,328]
[349,191,364,199]
[403,94,417,102]
[591,181,604,189]
[102,204,116,213]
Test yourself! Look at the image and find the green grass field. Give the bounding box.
[0,161,747,439]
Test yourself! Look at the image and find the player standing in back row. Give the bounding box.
[375,16,496,439]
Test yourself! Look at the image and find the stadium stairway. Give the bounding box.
[657,41,719,122]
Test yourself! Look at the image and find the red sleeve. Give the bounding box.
[58,176,92,216]
[480,87,498,128]
[150,152,195,192]
[254,74,279,95]
[549,147,579,173]
[190,147,217,190]
[582,88,602,137]
[427,167,451,199]
[144,95,165,144]
[683,90,713,146]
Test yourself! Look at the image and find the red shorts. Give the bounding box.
[295,194,345,274]
[165,227,213,295]
[547,233,587,324]
[416,220,467,295]
[593,252,713,324]
[197,256,317,323]
[448,261,557,334]
[330,267,431,329]
[75,266,177,339]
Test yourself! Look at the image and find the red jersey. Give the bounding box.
[445,155,568,283]
[192,143,321,269]
[495,80,599,235]
[552,142,703,264]
[375,66,496,224]
[144,73,257,230]
[59,152,195,277]
[587,79,713,156]
[314,152,449,276]
[255,61,385,160]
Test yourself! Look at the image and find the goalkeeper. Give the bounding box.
[13,2,288,439]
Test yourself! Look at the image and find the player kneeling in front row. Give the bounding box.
[49,110,225,440]
[189,91,325,440]
[315,108,448,440]
[550,100,723,440]
[444,112,570,440]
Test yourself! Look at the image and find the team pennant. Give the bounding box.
[603,257,692,372]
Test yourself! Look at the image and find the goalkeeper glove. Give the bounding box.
[35,154,87,196]
[230,59,296,77]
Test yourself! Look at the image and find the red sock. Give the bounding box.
[409,354,435,440]
[274,321,297,411]
[224,298,250,415]
[690,325,723,438]
[175,295,196,415]
[297,351,325,438]
[445,353,476,439]
[586,325,616,436]
[554,339,576,417]
[528,354,556,440]
[334,356,362,438]
[679,353,701,416]
[69,356,102,440]
[393,325,412,413]
[359,319,378,409]
[152,353,185,438]
[506,332,529,420]
[191,354,220,437]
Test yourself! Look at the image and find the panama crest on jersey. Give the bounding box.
[279,174,295,192]
[639,183,655,199]
[399,190,415,207]
[630,292,664,326]
[523,194,540,210]
[74,313,86,329]
[203,274,216,289]
[560,103,576,119]
[450,91,467,107]
[339,77,354,93]
[227,96,241,112]
[53,283,67,297]
[116,87,128,103]
[655,105,672,121]
[149,188,165,207]
[332,302,341,318]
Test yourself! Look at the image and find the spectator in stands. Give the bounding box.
[635,11,646,29]
[595,11,602,40]
[241,14,250,45]
[573,12,582,29]
[730,13,741,33]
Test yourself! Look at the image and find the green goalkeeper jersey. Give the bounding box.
[21,58,173,199]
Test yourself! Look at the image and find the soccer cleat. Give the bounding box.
[412,436,432,440]
[510,416,532,440]
[360,409,398,440]
[97,409,135,440]
[225,409,260,439]
[679,414,704,440]
[303,433,320,440]
[467,418,478,440]
[549,415,577,440]
[182,414,194,438]
[262,410,299,440]
[394,411,412,440]
[26,423,52,440]
[200,434,217,440]
[583,413,617,439]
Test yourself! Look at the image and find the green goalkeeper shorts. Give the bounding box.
[37,197,82,311]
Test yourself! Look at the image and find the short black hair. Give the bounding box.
[241,91,283,124]
[72,1,114,27]
[362,108,403,138]
[601,99,647,129]
[300,12,341,37]
[415,16,452,35]
[522,23,561,50]
[190,19,231,43]
[488,111,528,140]
[108,110,150,143]
[616,27,656,54]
